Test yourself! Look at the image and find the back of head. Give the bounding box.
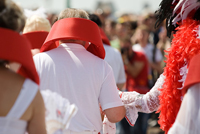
[0,0,25,32]
[56,8,89,44]
[57,8,89,20]
[89,14,102,27]
[23,15,51,33]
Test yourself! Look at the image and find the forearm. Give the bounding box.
[117,83,125,90]
[120,73,165,113]
[125,61,144,78]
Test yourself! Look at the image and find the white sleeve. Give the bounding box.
[155,48,163,62]
[168,83,200,134]
[116,51,126,84]
[99,64,123,111]
[118,74,164,125]
[120,73,164,113]
[133,73,164,113]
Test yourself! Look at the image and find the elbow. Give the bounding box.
[117,83,125,90]
[106,106,126,123]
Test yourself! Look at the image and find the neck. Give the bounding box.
[60,40,85,45]
[0,65,10,73]
[60,40,88,49]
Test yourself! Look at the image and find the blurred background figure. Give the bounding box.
[104,19,117,41]
[132,25,163,88]
[118,36,150,134]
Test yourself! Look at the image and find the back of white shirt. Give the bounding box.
[34,43,123,132]
[103,44,126,84]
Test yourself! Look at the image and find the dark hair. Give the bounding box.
[110,20,116,28]
[155,0,175,37]
[155,0,200,38]
[89,14,102,27]
[193,8,200,21]
[0,0,25,32]
[0,60,8,66]
[130,21,137,31]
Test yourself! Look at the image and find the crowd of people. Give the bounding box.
[0,0,200,134]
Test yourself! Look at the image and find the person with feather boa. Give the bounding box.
[117,0,200,134]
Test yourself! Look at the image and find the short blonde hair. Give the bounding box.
[58,8,89,20]
[23,15,51,33]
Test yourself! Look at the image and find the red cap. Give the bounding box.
[23,31,49,49]
[0,28,39,84]
[182,53,200,94]
[40,18,105,59]
[99,28,110,46]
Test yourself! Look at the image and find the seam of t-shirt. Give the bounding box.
[101,66,113,84]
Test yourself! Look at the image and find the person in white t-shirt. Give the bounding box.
[104,45,126,89]
[34,8,125,134]
[89,14,126,90]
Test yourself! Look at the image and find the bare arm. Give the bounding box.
[125,61,144,78]
[27,90,47,134]
[117,83,125,90]
[104,106,126,123]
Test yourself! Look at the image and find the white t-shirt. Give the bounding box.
[168,83,200,134]
[103,44,126,84]
[132,43,163,63]
[34,43,123,132]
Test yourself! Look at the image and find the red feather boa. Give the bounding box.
[157,18,200,133]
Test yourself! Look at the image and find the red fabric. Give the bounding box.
[99,28,110,46]
[23,31,49,49]
[0,28,39,84]
[125,51,149,94]
[182,53,200,94]
[40,18,105,59]
[157,19,200,133]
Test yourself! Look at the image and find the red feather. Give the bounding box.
[157,18,200,133]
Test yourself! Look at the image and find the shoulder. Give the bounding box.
[134,51,147,61]
[34,51,51,60]
[104,45,121,56]
[134,51,146,57]
[132,44,142,52]
[32,89,45,113]
[33,51,55,65]
[132,43,140,48]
